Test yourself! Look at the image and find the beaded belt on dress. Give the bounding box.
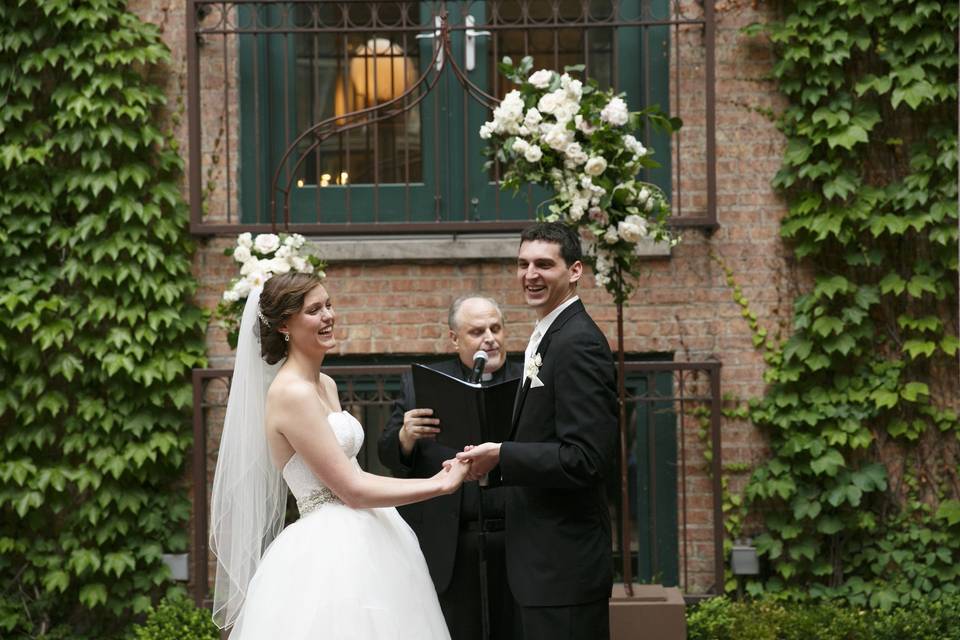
[296,486,343,515]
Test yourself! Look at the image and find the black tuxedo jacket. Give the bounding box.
[377,358,523,593]
[499,299,618,607]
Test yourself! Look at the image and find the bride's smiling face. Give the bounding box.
[284,284,336,353]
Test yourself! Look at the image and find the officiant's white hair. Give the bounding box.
[447,295,503,330]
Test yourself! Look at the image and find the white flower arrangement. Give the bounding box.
[481,56,681,303]
[216,232,326,348]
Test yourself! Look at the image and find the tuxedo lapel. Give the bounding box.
[508,301,586,437]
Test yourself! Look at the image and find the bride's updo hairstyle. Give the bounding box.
[258,272,324,364]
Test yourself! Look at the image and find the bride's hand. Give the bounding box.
[435,458,471,494]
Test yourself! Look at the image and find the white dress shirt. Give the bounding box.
[523,295,580,371]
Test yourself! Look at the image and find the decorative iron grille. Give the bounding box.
[189,361,724,606]
[187,0,716,235]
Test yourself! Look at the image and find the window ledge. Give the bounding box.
[309,233,671,262]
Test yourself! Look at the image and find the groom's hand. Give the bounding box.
[456,442,501,481]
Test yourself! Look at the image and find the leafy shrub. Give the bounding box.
[129,594,218,640]
[687,595,960,640]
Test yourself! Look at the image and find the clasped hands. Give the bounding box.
[442,442,501,483]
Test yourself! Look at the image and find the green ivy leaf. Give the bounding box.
[78,583,108,609]
[809,449,845,477]
[901,382,930,402]
[935,500,960,526]
[43,569,70,594]
[903,339,936,359]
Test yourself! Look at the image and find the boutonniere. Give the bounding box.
[525,354,544,388]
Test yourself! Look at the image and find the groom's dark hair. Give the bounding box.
[520,222,582,266]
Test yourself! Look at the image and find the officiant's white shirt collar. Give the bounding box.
[532,295,579,342]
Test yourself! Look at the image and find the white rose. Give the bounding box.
[548,125,576,152]
[603,226,620,244]
[232,245,251,264]
[584,156,607,176]
[575,114,595,134]
[556,101,580,124]
[479,122,494,139]
[245,271,268,289]
[645,197,657,212]
[512,138,529,155]
[275,245,293,260]
[564,78,583,101]
[600,96,629,126]
[528,69,553,88]
[291,256,308,272]
[618,220,646,243]
[284,233,306,248]
[537,90,565,115]
[222,289,240,302]
[494,90,524,130]
[237,232,253,248]
[266,257,291,274]
[637,187,651,203]
[233,277,253,298]
[524,145,543,163]
[564,142,588,165]
[240,257,264,276]
[623,134,647,157]
[523,108,542,128]
[254,233,280,254]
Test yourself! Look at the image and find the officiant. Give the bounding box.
[378,295,522,640]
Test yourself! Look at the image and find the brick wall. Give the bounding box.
[133,0,795,596]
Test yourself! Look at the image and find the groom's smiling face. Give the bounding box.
[517,240,583,318]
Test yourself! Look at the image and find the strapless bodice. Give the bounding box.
[281,411,364,514]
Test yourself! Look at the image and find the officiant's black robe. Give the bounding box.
[378,358,522,640]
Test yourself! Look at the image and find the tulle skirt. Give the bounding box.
[230,504,451,639]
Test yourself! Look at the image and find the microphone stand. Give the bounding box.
[475,374,491,640]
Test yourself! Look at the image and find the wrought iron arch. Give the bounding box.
[269,7,501,230]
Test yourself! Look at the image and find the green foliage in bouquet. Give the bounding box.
[481,55,681,304]
[0,1,206,637]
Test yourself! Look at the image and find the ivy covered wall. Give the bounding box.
[0,1,206,637]
[733,0,959,607]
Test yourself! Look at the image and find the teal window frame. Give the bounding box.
[236,1,672,228]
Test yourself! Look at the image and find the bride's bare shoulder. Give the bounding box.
[267,372,318,408]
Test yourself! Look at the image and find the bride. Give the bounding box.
[210,272,469,638]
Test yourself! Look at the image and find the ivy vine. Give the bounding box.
[0,1,206,637]
[734,0,959,608]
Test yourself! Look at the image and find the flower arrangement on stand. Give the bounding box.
[216,232,325,348]
[480,56,680,304]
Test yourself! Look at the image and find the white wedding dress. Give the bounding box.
[229,411,451,639]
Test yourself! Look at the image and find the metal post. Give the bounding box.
[617,297,633,595]
[186,0,203,232]
[704,0,717,228]
[191,369,208,607]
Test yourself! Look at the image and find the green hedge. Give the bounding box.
[687,595,960,640]
[129,593,219,640]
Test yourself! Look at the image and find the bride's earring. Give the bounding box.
[283,333,290,342]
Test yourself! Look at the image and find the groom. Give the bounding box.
[457,222,618,639]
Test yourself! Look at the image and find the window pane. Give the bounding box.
[292,3,422,187]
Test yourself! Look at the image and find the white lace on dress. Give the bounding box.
[281,411,364,515]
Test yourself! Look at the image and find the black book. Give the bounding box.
[411,364,521,450]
